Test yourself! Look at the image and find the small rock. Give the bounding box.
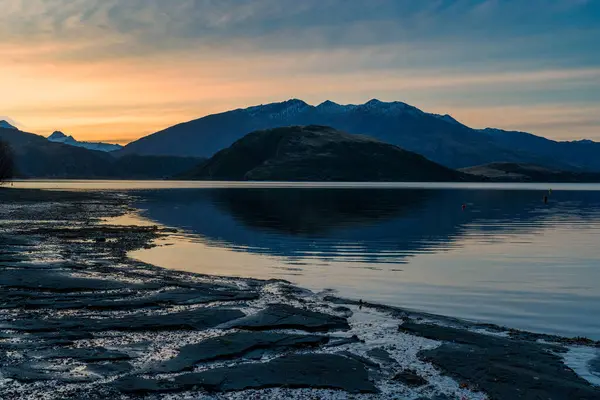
[332,306,353,317]
[337,351,380,369]
[114,353,378,394]
[366,348,397,365]
[392,369,428,387]
[326,334,362,348]
[228,304,349,332]
[86,362,133,376]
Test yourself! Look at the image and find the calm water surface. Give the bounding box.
[15,181,600,339]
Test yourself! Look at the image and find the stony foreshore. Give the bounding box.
[0,189,598,400]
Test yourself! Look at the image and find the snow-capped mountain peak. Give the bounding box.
[244,99,310,119]
[47,131,77,145]
[48,131,68,140]
[240,98,434,119]
[0,120,17,130]
[359,99,424,116]
[430,113,462,125]
[317,100,340,108]
[47,131,122,152]
[364,98,384,107]
[316,100,358,113]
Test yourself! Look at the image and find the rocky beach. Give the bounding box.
[0,188,599,400]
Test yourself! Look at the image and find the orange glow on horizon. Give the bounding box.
[2,40,599,144]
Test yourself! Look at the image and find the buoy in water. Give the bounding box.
[462,204,467,211]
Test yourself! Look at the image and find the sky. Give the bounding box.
[1,0,599,144]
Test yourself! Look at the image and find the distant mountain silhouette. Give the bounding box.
[461,162,600,182]
[0,127,200,179]
[480,128,600,171]
[119,99,600,171]
[181,125,469,182]
[0,120,18,130]
[48,131,122,152]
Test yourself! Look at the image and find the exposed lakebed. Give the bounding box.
[1,186,599,399]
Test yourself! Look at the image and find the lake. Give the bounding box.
[13,181,600,339]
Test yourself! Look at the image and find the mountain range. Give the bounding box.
[0,126,200,179]
[118,99,600,172]
[47,131,122,152]
[461,163,600,182]
[3,97,600,181]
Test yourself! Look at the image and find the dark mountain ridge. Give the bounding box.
[0,127,200,179]
[182,125,470,182]
[461,162,600,182]
[119,99,600,171]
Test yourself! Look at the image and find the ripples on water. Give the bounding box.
[123,186,600,339]
[17,181,600,339]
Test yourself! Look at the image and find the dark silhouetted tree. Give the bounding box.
[0,140,15,184]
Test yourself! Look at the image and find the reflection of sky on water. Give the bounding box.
[133,188,600,263]
[127,187,600,339]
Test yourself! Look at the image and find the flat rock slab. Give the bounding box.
[0,331,94,350]
[229,304,349,332]
[393,369,428,387]
[26,331,94,341]
[154,331,329,373]
[367,348,397,365]
[85,288,259,310]
[326,334,362,348]
[85,362,133,377]
[1,286,257,311]
[114,353,377,394]
[337,351,380,369]
[34,347,131,362]
[1,363,97,383]
[0,269,132,292]
[399,321,600,400]
[0,254,21,263]
[0,290,133,310]
[2,307,244,332]
[0,235,31,246]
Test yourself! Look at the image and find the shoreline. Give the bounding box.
[10,179,600,192]
[0,188,598,399]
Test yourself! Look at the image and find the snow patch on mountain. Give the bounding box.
[242,98,427,119]
[47,131,122,152]
[48,131,68,140]
[0,120,17,130]
[430,113,462,125]
[316,100,358,113]
[48,131,77,144]
[359,99,425,116]
[244,99,311,119]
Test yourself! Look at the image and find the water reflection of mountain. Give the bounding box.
[135,188,600,263]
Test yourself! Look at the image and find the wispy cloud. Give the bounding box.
[0,0,599,141]
[2,0,598,61]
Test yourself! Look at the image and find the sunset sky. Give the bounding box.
[1,0,599,144]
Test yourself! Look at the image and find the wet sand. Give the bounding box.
[0,189,598,399]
